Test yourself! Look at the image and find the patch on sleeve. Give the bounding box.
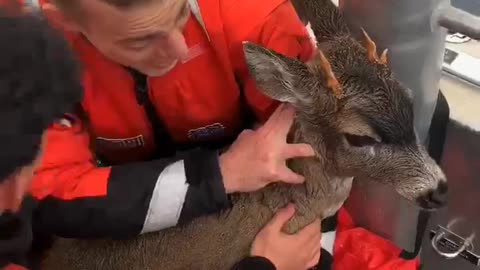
[96,135,146,150]
[56,118,72,128]
[187,123,226,141]
[54,115,76,128]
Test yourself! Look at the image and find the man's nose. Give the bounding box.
[165,29,189,61]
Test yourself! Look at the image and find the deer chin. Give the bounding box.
[393,178,448,211]
[414,157,448,210]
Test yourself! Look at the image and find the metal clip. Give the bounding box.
[430,224,479,266]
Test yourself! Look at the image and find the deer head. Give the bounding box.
[243,37,447,210]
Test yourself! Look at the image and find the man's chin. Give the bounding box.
[140,60,179,77]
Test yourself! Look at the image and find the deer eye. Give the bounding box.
[343,133,378,147]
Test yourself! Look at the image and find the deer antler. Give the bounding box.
[379,48,388,64]
[314,50,344,99]
[361,28,388,65]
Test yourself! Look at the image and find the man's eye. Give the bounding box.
[127,38,152,50]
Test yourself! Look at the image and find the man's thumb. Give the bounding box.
[269,204,296,231]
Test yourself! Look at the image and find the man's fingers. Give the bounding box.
[305,225,322,252]
[306,248,321,269]
[299,218,322,240]
[275,104,296,137]
[282,144,315,159]
[310,244,321,259]
[305,228,322,269]
[276,166,305,185]
[261,103,296,137]
[267,204,296,231]
[261,103,287,131]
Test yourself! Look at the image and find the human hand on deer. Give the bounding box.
[251,204,322,270]
[219,103,315,193]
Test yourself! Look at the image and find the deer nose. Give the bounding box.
[417,182,448,209]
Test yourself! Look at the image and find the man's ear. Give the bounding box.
[41,3,82,32]
[243,42,314,106]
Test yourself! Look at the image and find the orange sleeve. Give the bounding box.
[225,0,315,122]
[29,116,156,238]
[30,117,111,201]
[31,113,233,238]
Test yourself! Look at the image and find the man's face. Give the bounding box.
[0,134,46,213]
[72,0,191,76]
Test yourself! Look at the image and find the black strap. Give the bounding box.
[231,256,276,270]
[126,69,257,160]
[128,68,177,158]
[399,89,450,260]
[315,248,334,270]
[321,212,338,233]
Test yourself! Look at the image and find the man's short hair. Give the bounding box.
[0,7,83,181]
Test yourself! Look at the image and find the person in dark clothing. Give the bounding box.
[0,3,323,270]
[0,3,83,268]
[0,3,83,269]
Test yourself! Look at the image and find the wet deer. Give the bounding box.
[41,0,447,269]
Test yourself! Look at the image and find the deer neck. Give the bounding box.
[240,119,352,233]
[289,120,337,183]
[317,40,335,54]
[279,120,351,217]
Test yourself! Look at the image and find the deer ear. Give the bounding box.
[243,42,313,105]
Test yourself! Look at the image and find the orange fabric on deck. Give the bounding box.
[334,208,420,270]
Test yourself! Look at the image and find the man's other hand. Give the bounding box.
[251,204,322,270]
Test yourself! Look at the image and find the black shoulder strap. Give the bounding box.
[128,68,177,158]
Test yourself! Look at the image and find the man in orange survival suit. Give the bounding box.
[15,0,326,269]
[23,0,418,269]
[0,3,322,270]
